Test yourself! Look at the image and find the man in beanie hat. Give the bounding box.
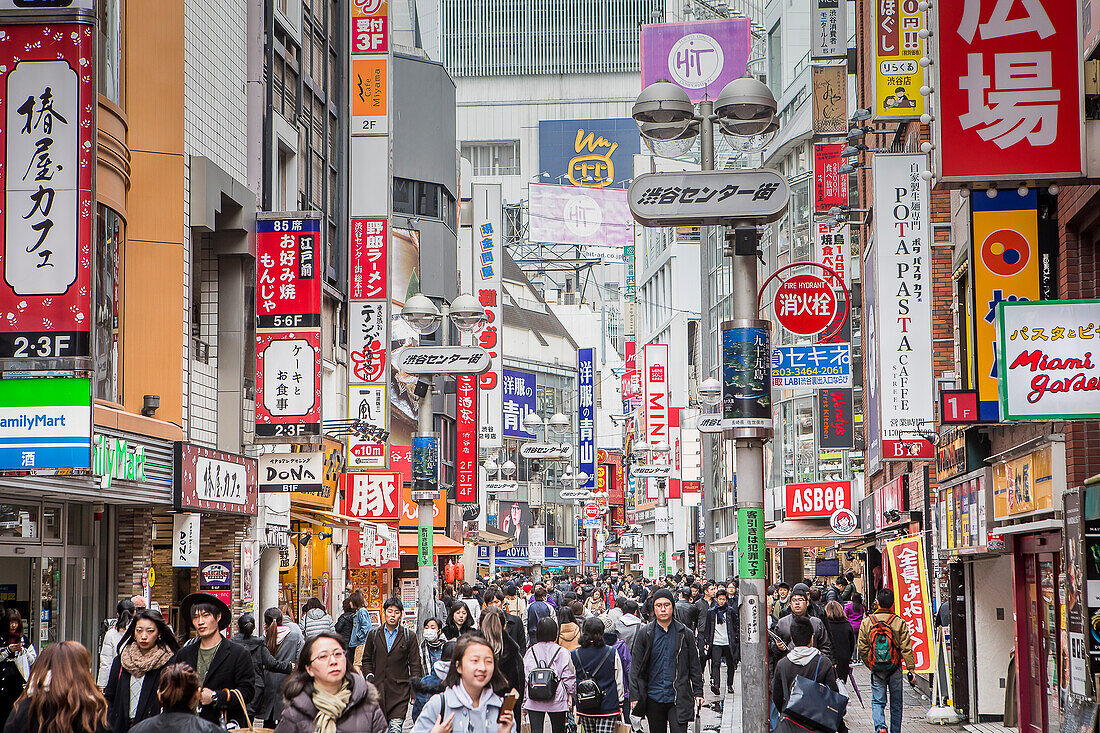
[629,588,703,733]
[768,583,832,660]
[170,592,255,727]
[771,582,792,620]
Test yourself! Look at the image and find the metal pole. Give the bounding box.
[732,233,768,733]
[697,100,718,580]
[416,308,448,635]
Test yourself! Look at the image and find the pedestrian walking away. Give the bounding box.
[275,631,388,733]
[230,613,293,720]
[335,596,359,648]
[628,588,703,733]
[523,617,577,733]
[857,588,915,733]
[255,607,304,726]
[571,617,626,733]
[98,600,136,689]
[699,588,739,696]
[302,597,336,638]
[169,592,255,728]
[104,609,181,733]
[410,635,515,733]
[479,606,525,698]
[3,641,108,733]
[349,591,374,669]
[771,616,842,733]
[361,597,423,733]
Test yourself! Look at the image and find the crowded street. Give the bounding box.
[0,0,1092,731]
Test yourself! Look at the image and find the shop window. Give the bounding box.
[97,0,121,103]
[67,503,92,545]
[0,503,39,540]
[94,206,122,402]
[42,506,61,542]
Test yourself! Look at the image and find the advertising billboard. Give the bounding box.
[872,0,925,120]
[528,184,633,248]
[640,19,752,102]
[0,377,90,471]
[538,118,639,189]
[473,183,503,448]
[0,22,94,359]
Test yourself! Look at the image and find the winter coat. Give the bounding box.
[98,627,126,687]
[823,618,855,680]
[673,600,700,631]
[857,611,915,672]
[572,644,625,716]
[302,608,336,638]
[769,613,833,661]
[103,649,173,733]
[275,673,388,733]
[411,684,507,733]
[4,697,110,733]
[527,600,553,638]
[605,633,632,702]
[504,613,527,654]
[771,648,839,733]
[700,602,741,655]
[843,603,864,637]
[256,625,303,722]
[361,624,423,721]
[411,659,449,723]
[496,629,526,698]
[230,633,293,714]
[522,641,576,713]
[350,607,373,650]
[169,638,255,728]
[628,620,703,725]
[128,710,223,733]
[0,636,36,726]
[335,611,356,646]
[614,614,642,649]
[556,622,580,651]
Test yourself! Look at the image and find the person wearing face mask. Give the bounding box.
[419,619,446,672]
[104,610,181,733]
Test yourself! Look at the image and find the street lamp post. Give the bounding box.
[630,441,670,577]
[400,293,488,637]
[631,76,781,733]
[561,465,590,574]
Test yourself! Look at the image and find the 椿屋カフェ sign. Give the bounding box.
[997,299,1100,420]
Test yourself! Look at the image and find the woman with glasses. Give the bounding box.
[275,631,387,733]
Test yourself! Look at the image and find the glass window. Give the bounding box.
[68,503,91,545]
[94,207,122,402]
[394,179,414,215]
[98,0,122,103]
[767,22,782,92]
[460,141,520,176]
[0,503,39,540]
[416,182,440,219]
[42,506,61,542]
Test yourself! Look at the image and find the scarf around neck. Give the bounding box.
[312,681,352,733]
[120,643,173,678]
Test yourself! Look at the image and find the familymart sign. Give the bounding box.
[92,434,147,489]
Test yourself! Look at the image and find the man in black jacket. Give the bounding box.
[629,589,703,733]
[673,587,700,631]
[171,592,255,727]
[487,588,526,653]
[772,616,840,733]
[699,588,740,695]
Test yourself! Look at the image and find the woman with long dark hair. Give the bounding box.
[478,606,524,697]
[5,641,108,733]
[103,610,180,732]
[275,632,387,733]
[128,663,224,733]
[410,634,514,733]
[443,602,474,640]
[570,617,625,733]
[254,607,303,727]
[0,609,37,725]
[230,613,292,718]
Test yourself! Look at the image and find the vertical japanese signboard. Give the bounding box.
[0,21,94,359]
[814,221,850,290]
[255,215,322,440]
[456,375,477,504]
[933,0,1082,181]
[873,0,925,120]
[503,369,537,439]
[578,348,596,490]
[971,190,1039,421]
[872,154,933,460]
[813,144,848,212]
[811,65,848,135]
[347,219,389,467]
[642,343,668,500]
[472,183,503,448]
[721,324,772,429]
[885,536,934,673]
[811,0,847,59]
[818,389,854,449]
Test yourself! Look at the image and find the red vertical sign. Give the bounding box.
[813,143,848,212]
[456,374,478,503]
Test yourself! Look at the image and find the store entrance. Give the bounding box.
[0,544,97,653]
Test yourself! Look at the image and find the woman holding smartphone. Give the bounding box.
[411,634,515,733]
[0,609,36,725]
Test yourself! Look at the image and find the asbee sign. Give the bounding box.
[628,170,790,227]
[784,480,852,519]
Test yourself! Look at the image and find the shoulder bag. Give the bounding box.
[784,656,848,733]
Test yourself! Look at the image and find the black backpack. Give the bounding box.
[527,647,562,702]
[574,648,614,713]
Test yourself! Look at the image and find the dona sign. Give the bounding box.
[784,480,852,519]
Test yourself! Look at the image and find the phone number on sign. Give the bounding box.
[772,375,850,387]
[773,366,846,377]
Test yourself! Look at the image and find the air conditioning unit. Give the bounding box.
[563,292,578,305]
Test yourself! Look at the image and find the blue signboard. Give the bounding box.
[477,544,578,566]
[578,348,596,489]
[770,343,852,388]
[503,369,537,438]
[538,118,640,188]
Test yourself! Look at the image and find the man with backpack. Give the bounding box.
[858,588,915,733]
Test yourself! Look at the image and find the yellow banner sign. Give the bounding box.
[872,0,925,120]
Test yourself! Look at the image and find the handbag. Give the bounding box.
[784,656,848,732]
[575,648,614,713]
[229,688,276,733]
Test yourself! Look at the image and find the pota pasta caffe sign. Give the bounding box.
[997,300,1100,420]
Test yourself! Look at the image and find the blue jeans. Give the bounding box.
[870,669,903,733]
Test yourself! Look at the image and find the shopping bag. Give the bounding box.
[784,658,848,733]
[229,689,275,733]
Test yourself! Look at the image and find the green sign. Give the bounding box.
[417,526,433,567]
[659,551,667,577]
[92,434,147,490]
[737,507,765,579]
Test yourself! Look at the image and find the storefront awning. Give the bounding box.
[399,531,464,556]
[765,520,846,548]
[290,509,381,531]
[711,531,738,549]
[469,527,517,548]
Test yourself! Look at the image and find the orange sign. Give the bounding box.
[352,59,387,117]
[400,483,446,528]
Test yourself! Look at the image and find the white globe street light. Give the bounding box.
[522,412,544,434]
[448,293,488,333]
[501,460,517,478]
[699,377,722,406]
[400,294,442,335]
[548,412,570,437]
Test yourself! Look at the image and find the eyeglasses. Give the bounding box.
[311,650,346,664]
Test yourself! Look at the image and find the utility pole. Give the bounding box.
[697,100,717,581]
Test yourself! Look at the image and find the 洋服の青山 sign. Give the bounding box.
[997,299,1100,420]
[784,481,852,519]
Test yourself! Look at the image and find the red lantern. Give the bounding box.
[455,561,466,583]
[444,560,456,585]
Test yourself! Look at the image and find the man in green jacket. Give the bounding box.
[857,588,915,733]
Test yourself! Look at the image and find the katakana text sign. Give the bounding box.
[503,369,537,439]
[628,170,790,227]
[814,221,849,290]
[934,0,1083,181]
[0,22,94,359]
[350,219,387,299]
[473,183,503,448]
[256,217,321,327]
[255,332,321,436]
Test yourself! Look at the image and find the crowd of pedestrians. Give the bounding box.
[0,568,922,733]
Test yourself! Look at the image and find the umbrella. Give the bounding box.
[846,671,864,707]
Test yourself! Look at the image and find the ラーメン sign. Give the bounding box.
[997,299,1100,420]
